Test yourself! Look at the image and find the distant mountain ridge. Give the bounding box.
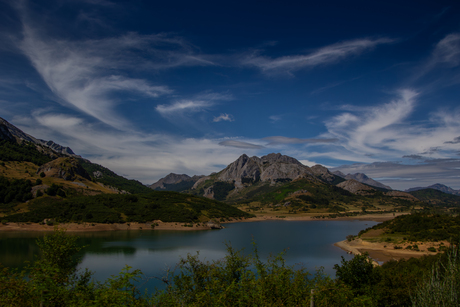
[332,171,392,190]
[149,173,205,191]
[405,183,460,196]
[0,117,78,158]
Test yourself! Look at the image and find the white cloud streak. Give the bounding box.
[156,100,213,115]
[218,140,265,149]
[431,33,460,67]
[241,38,394,74]
[213,113,234,122]
[323,89,460,162]
[263,136,338,145]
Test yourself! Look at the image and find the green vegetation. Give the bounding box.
[1,230,459,306]
[409,188,460,207]
[0,139,53,166]
[79,159,153,194]
[236,179,417,215]
[0,176,35,212]
[359,213,460,243]
[4,191,254,224]
[212,181,235,201]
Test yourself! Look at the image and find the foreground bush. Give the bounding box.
[1,229,459,306]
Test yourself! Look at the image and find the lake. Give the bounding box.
[0,219,378,291]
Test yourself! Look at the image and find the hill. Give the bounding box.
[406,183,460,196]
[408,188,460,207]
[3,191,253,224]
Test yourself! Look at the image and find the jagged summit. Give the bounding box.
[216,153,315,184]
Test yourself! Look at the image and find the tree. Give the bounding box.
[334,252,380,296]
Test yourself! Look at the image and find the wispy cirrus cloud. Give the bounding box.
[13,1,217,130]
[323,89,460,162]
[213,113,234,122]
[241,38,394,75]
[263,136,338,145]
[156,92,233,118]
[156,100,213,116]
[218,140,265,149]
[431,33,460,67]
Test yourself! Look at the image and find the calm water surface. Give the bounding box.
[0,220,378,291]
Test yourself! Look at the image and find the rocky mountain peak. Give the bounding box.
[216,153,315,185]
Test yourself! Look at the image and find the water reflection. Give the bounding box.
[0,220,378,290]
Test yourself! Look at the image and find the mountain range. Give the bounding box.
[2,116,460,213]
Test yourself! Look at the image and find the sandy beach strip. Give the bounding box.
[334,238,437,264]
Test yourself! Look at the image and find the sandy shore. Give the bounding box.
[334,238,439,264]
[229,212,406,223]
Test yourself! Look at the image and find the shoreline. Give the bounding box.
[334,238,439,264]
[0,212,402,232]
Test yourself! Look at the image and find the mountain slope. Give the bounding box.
[406,183,460,196]
[149,173,205,191]
[408,188,460,207]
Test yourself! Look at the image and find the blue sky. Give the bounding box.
[1,0,460,190]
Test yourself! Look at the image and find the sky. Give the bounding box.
[1,0,460,190]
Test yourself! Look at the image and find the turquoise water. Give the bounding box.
[0,220,378,291]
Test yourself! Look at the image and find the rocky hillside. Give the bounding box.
[337,179,377,195]
[190,153,321,201]
[36,157,91,181]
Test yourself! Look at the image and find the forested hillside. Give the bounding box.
[4,191,254,224]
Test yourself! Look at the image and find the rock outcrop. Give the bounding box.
[36,157,91,181]
[311,164,340,183]
[337,179,376,195]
